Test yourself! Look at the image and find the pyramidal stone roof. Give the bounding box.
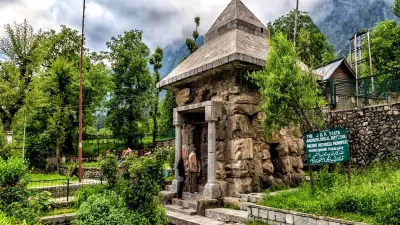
[157,0,270,89]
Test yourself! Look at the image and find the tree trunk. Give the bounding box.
[294,0,299,47]
[152,95,159,148]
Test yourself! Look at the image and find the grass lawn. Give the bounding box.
[28,173,78,188]
[44,208,77,216]
[260,163,400,225]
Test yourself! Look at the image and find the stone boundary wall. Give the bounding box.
[60,167,102,179]
[156,139,175,148]
[248,205,368,225]
[329,103,400,166]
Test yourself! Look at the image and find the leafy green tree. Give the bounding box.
[159,91,176,134]
[394,0,400,18]
[149,47,163,146]
[249,33,326,137]
[369,20,400,74]
[268,10,335,67]
[0,20,45,132]
[185,17,201,55]
[43,58,75,171]
[106,30,152,147]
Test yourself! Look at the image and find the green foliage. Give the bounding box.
[249,33,326,137]
[73,191,150,225]
[260,163,400,224]
[185,17,201,54]
[0,20,45,131]
[394,0,400,18]
[369,20,400,75]
[268,10,335,66]
[0,157,50,224]
[0,212,37,225]
[246,221,269,225]
[150,47,164,147]
[0,157,28,186]
[74,185,105,208]
[159,91,177,134]
[101,154,118,188]
[107,30,152,147]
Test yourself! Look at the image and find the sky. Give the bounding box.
[0,0,328,53]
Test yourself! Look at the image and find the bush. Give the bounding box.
[73,191,150,225]
[74,185,105,208]
[0,157,27,186]
[101,154,118,187]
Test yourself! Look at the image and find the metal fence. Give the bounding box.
[28,178,104,203]
[332,70,400,108]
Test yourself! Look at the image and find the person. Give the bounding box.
[177,157,186,200]
[188,149,199,193]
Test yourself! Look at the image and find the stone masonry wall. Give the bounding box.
[248,204,368,225]
[329,103,400,166]
[176,71,305,197]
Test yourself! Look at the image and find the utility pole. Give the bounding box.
[294,0,299,47]
[78,0,86,183]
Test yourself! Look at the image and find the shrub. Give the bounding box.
[74,185,105,208]
[101,154,118,188]
[0,157,28,186]
[73,191,150,225]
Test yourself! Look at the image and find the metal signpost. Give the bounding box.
[304,127,351,185]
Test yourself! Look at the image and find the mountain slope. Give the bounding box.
[312,0,398,55]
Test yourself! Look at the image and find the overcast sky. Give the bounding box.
[0,0,328,53]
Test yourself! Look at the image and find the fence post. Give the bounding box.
[66,179,70,202]
[100,176,103,185]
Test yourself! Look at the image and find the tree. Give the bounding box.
[185,17,201,55]
[159,91,177,134]
[268,11,335,67]
[369,20,400,74]
[0,20,45,131]
[249,33,326,137]
[43,58,75,172]
[394,0,400,18]
[149,47,163,147]
[107,30,152,147]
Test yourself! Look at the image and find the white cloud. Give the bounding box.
[0,0,327,52]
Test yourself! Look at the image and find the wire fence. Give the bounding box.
[332,70,400,108]
[28,178,104,203]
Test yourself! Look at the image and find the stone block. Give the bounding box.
[231,138,254,160]
[278,157,292,173]
[268,210,275,220]
[294,215,317,225]
[275,212,286,222]
[229,93,259,104]
[229,86,241,94]
[176,88,192,105]
[251,207,259,216]
[262,161,274,174]
[328,221,340,225]
[259,209,269,219]
[263,149,271,160]
[316,220,328,225]
[229,104,260,116]
[228,114,253,139]
[276,143,289,157]
[286,214,294,224]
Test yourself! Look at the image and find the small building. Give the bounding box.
[158,0,305,198]
[314,58,357,109]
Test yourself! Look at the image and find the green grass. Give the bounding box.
[223,203,240,210]
[259,163,400,225]
[43,208,77,216]
[28,173,78,188]
[246,221,269,225]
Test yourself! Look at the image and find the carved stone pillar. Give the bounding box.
[203,104,222,199]
[172,109,184,193]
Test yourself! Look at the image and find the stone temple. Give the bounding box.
[157,0,305,198]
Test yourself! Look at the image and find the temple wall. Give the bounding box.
[176,71,305,197]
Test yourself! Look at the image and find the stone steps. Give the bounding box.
[205,208,248,223]
[239,201,257,211]
[165,204,198,216]
[166,210,226,225]
[172,198,198,210]
[183,192,203,201]
[239,193,263,203]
